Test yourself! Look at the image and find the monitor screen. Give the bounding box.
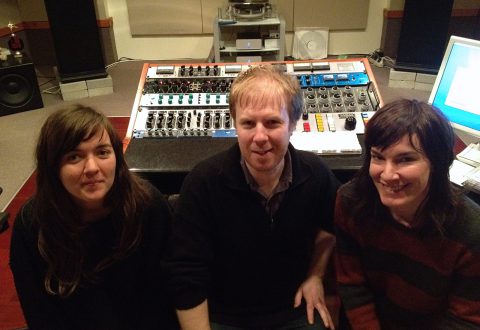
[429,35,480,142]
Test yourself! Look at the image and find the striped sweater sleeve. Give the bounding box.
[438,197,480,328]
[334,195,381,330]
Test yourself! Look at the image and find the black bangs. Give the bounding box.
[365,116,411,152]
[365,99,423,152]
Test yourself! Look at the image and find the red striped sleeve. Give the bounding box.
[346,303,381,330]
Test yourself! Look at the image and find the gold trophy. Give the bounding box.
[7,22,24,58]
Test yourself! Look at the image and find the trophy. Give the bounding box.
[7,22,24,58]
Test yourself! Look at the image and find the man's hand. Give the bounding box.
[294,275,335,329]
[176,299,211,330]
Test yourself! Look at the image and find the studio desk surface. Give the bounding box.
[124,136,365,194]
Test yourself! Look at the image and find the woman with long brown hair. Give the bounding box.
[10,105,178,329]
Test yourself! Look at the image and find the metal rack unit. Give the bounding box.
[213,17,285,63]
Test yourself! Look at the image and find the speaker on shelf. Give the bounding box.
[43,0,107,83]
[0,58,44,116]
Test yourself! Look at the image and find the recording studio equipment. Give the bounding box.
[43,0,107,83]
[227,0,273,20]
[125,59,381,193]
[127,60,379,152]
[0,55,43,116]
[394,0,454,74]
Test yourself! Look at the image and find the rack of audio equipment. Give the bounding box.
[213,16,285,63]
[124,58,383,193]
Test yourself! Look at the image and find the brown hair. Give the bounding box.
[34,105,151,297]
[340,99,461,231]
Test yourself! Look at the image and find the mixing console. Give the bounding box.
[127,59,381,154]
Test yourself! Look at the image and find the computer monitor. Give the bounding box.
[429,35,480,145]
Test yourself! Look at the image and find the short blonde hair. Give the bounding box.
[229,64,303,127]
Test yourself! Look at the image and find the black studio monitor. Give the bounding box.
[394,0,454,74]
[43,0,107,83]
[0,56,43,116]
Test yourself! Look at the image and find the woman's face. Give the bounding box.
[369,134,431,224]
[59,129,116,212]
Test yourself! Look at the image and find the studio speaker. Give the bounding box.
[394,0,454,74]
[43,0,107,83]
[0,60,43,116]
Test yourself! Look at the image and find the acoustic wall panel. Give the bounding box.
[126,0,203,35]
[294,0,369,30]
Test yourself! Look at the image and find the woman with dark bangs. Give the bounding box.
[335,99,480,329]
[10,105,178,329]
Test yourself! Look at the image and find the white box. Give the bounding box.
[236,56,262,63]
[59,80,87,93]
[389,69,416,81]
[236,39,263,50]
[86,75,113,89]
[264,39,279,49]
[61,89,89,101]
[88,86,114,97]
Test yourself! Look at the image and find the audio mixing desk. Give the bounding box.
[124,59,383,193]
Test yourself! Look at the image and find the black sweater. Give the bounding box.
[10,184,178,330]
[168,143,339,328]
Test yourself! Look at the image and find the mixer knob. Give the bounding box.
[161,84,169,93]
[344,116,357,131]
[306,94,316,104]
[332,93,341,102]
[306,87,315,95]
[302,112,308,120]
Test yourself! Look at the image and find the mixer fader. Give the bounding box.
[127,59,381,154]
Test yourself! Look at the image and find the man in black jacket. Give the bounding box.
[168,64,338,330]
